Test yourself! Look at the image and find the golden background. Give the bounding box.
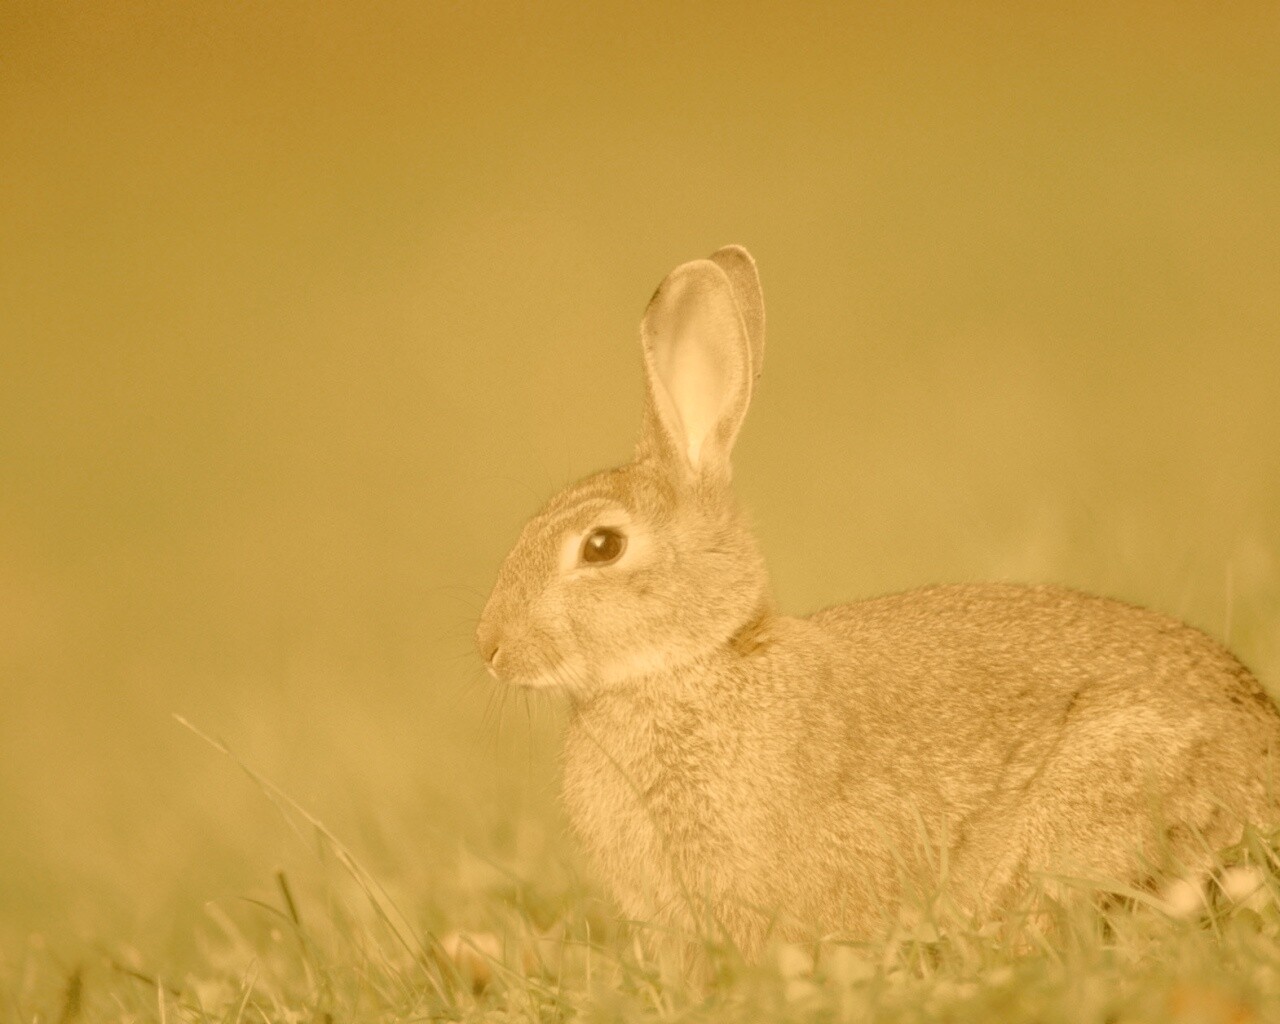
[3,1,1278,955]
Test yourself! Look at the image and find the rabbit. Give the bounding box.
[474,246,1280,956]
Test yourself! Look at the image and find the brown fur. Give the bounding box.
[476,247,1280,956]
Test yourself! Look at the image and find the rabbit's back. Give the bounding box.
[811,582,1277,752]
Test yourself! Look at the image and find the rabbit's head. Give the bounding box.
[476,246,771,692]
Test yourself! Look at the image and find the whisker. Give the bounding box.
[421,582,489,604]
[429,617,482,647]
[445,668,489,718]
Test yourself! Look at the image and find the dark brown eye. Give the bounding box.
[580,527,626,566]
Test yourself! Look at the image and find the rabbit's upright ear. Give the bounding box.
[640,257,753,481]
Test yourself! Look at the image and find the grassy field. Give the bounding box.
[6,744,1280,1022]
[4,2,1280,1021]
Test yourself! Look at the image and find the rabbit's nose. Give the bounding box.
[475,621,502,678]
[478,640,501,680]
[482,644,502,679]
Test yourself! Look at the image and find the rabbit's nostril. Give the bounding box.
[482,644,502,679]
[475,623,502,677]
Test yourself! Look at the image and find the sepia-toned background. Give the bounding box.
[3,1,1278,959]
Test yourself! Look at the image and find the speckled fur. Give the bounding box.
[476,248,1280,956]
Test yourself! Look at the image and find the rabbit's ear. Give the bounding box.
[640,258,752,480]
[709,245,765,383]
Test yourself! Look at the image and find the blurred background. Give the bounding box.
[3,1,1278,958]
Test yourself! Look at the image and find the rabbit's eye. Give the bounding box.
[580,527,626,566]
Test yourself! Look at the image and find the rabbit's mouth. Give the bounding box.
[495,647,670,693]
[497,655,591,691]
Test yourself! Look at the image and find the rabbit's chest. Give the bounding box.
[562,697,753,910]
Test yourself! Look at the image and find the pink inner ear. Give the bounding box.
[662,303,736,468]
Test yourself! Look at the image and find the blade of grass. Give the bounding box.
[172,714,450,1003]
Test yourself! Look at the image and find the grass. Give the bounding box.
[7,842,1280,1023]
[7,716,1280,1023]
